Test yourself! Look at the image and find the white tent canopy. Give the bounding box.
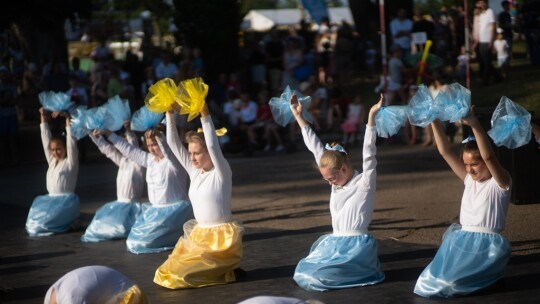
[242,7,354,31]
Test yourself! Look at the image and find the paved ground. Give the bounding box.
[1,123,539,303]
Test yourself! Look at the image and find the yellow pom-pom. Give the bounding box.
[144,78,178,113]
[176,77,209,121]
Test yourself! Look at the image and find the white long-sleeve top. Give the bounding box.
[41,123,79,195]
[167,112,232,227]
[460,174,511,232]
[90,132,145,202]
[301,125,378,234]
[107,132,188,206]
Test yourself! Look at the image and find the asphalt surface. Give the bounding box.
[1,122,539,304]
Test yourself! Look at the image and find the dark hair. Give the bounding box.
[461,140,480,158]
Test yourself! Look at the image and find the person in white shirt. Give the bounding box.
[81,121,146,242]
[390,8,413,57]
[154,103,244,289]
[415,105,512,297]
[25,108,79,236]
[44,265,148,304]
[101,124,193,254]
[289,93,385,291]
[472,0,496,85]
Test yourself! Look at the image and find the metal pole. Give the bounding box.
[464,0,471,89]
[379,0,387,91]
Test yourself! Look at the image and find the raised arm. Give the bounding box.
[431,119,467,180]
[155,130,184,174]
[123,121,140,148]
[166,111,193,172]
[291,93,324,164]
[107,131,148,168]
[200,104,231,176]
[89,131,123,167]
[39,108,53,164]
[64,113,78,168]
[462,107,511,188]
[360,94,383,186]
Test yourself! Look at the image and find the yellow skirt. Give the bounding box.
[154,219,244,289]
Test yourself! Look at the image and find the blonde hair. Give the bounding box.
[185,130,206,147]
[319,142,349,170]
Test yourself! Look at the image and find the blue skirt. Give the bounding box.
[25,194,80,236]
[81,201,146,242]
[414,224,511,298]
[126,201,193,254]
[293,233,385,291]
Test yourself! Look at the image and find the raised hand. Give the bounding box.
[289,94,301,117]
[367,93,384,127]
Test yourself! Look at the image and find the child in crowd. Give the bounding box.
[340,94,365,146]
[494,29,509,79]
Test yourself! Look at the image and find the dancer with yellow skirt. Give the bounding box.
[153,78,244,289]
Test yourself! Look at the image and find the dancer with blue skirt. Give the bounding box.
[26,108,79,236]
[414,105,512,298]
[81,121,146,242]
[102,122,193,254]
[289,93,385,292]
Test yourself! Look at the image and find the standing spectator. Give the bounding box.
[107,68,123,98]
[90,72,108,107]
[472,0,497,85]
[265,27,285,96]
[69,57,88,88]
[155,52,178,80]
[282,39,303,91]
[249,40,267,93]
[191,47,205,77]
[333,23,355,89]
[498,1,514,60]
[390,8,414,58]
[520,0,540,65]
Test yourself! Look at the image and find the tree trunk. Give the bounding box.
[13,19,69,70]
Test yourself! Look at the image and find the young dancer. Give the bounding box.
[414,106,512,297]
[101,124,193,254]
[81,121,145,242]
[44,265,148,304]
[289,93,385,291]
[26,108,79,236]
[154,103,244,289]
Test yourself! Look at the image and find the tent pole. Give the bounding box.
[379,0,388,92]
